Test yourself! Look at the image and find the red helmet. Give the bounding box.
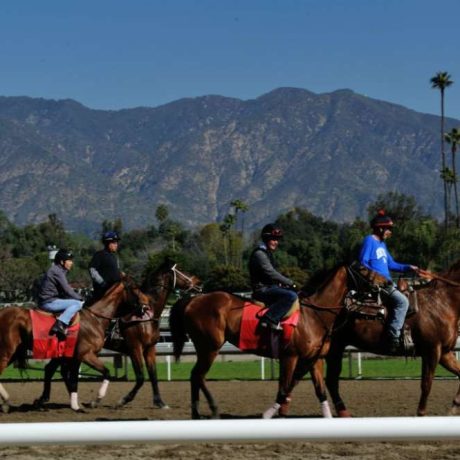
[370,210,394,229]
[261,223,283,241]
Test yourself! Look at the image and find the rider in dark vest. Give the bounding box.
[359,210,419,353]
[89,231,123,302]
[248,223,297,330]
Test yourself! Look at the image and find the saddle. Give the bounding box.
[345,263,419,321]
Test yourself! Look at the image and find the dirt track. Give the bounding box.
[1,379,460,459]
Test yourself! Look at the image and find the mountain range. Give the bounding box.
[0,87,457,234]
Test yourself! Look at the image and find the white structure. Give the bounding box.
[0,417,459,445]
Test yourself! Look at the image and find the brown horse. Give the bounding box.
[34,262,201,410]
[114,262,201,408]
[0,278,149,413]
[278,262,460,417]
[169,270,351,419]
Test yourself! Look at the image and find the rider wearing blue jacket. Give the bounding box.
[359,210,418,353]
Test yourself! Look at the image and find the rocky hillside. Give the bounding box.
[0,88,456,234]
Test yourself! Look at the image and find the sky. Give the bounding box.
[1,0,460,120]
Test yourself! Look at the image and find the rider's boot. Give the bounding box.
[49,319,67,341]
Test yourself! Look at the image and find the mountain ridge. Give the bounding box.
[0,88,456,234]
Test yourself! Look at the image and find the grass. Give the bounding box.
[1,354,456,381]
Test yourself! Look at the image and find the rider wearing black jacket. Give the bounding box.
[89,231,122,301]
[248,223,297,330]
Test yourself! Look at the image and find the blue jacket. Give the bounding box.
[359,235,411,281]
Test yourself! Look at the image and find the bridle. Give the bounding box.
[171,264,202,293]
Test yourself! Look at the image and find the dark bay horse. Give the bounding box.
[0,279,149,413]
[278,262,460,417]
[34,263,201,410]
[113,263,201,408]
[169,269,350,419]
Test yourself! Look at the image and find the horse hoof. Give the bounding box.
[73,408,87,414]
[33,398,48,409]
[155,403,170,410]
[89,400,99,409]
[337,410,351,417]
[1,403,10,414]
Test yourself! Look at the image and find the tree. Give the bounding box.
[230,199,249,234]
[430,71,454,230]
[155,204,169,224]
[444,128,460,227]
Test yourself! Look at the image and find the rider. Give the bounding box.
[248,223,297,331]
[38,249,84,340]
[359,210,418,353]
[88,231,123,301]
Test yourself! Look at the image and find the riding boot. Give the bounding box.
[259,314,283,331]
[49,319,67,341]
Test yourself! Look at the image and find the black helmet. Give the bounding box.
[261,223,283,241]
[54,248,74,264]
[102,231,120,244]
[370,210,394,229]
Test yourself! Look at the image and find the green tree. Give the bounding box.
[155,204,169,224]
[431,71,454,230]
[444,127,460,227]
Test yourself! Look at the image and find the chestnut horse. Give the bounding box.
[169,267,352,419]
[277,261,460,417]
[0,278,149,413]
[34,262,201,410]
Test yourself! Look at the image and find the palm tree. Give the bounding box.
[444,128,460,227]
[431,71,454,229]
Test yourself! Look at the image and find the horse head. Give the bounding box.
[142,260,202,296]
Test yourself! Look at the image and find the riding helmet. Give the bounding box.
[370,210,394,229]
[102,231,120,244]
[54,248,74,264]
[261,223,283,241]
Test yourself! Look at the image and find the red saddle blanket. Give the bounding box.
[238,302,300,355]
[30,310,80,359]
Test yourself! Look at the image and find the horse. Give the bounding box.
[0,278,149,413]
[169,271,350,419]
[34,262,201,410]
[277,262,460,417]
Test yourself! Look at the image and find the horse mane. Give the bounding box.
[301,263,346,296]
[141,260,172,293]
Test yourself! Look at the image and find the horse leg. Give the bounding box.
[116,347,145,408]
[33,358,62,409]
[144,346,168,409]
[277,358,331,418]
[263,355,298,419]
[190,349,219,419]
[0,358,11,413]
[81,353,111,408]
[417,347,441,416]
[325,343,351,417]
[0,383,10,414]
[438,351,460,415]
[65,359,86,412]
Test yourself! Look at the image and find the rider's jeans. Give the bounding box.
[41,299,84,325]
[253,286,298,323]
[381,285,409,338]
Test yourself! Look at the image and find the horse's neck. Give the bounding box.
[90,283,126,319]
[149,273,172,317]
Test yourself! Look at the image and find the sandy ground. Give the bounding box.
[0,379,460,459]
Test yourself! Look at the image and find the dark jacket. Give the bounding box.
[38,264,83,306]
[248,243,293,291]
[89,249,122,295]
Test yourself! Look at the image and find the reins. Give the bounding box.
[417,268,460,287]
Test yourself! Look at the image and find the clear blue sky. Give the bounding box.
[1,0,460,119]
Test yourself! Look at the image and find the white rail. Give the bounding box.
[0,417,459,445]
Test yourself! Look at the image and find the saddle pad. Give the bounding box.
[238,302,299,353]
[30,310,80,359]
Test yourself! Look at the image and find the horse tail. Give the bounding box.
[169,296,190,362]
[12,341,29,371]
